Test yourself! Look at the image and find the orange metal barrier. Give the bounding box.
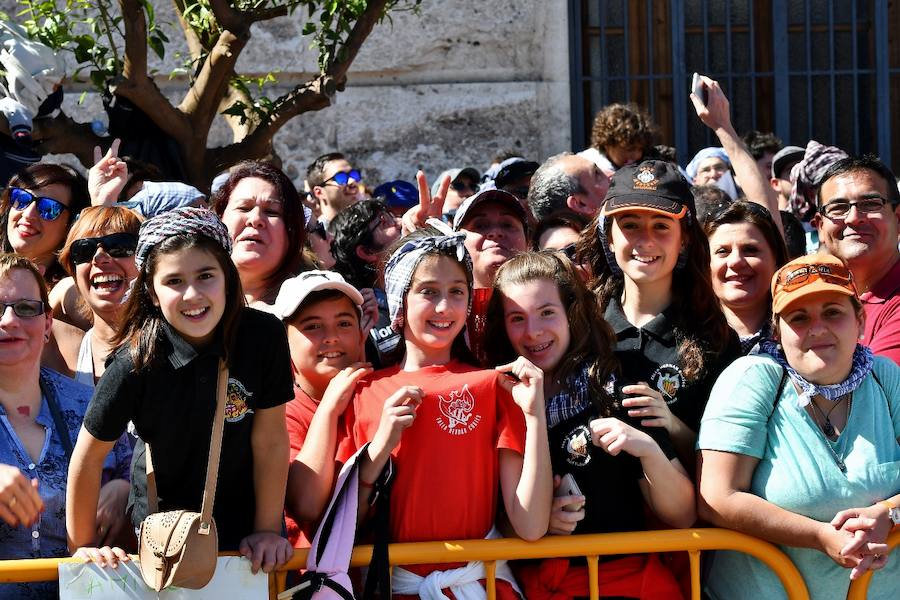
[274,528,809,600]
[845,528,900,600]
[0,528,894,599]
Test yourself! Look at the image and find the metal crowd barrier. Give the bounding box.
[0,527,896,599]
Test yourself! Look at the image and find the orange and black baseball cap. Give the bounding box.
[771,254,857,314]
[602,160,695,220]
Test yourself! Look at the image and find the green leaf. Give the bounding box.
[148,35,165,60]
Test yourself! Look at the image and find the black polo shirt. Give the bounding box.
[84,308,293,550]
[549,404,676,537]
[603,298,740,433]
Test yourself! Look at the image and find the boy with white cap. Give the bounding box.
[274,271,371,548]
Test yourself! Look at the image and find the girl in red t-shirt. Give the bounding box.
[338,227,552,599]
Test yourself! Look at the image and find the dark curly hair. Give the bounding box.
[741,130,783,161]
[486,251,620,416]
[330,198,390,289]
[590,103,657,154]
[580,212,734,383]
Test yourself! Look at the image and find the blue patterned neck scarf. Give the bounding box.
[759,341,874,407]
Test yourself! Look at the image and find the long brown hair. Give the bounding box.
[580,212,734,382]
[485,251,620,415]
[112,234,244,371]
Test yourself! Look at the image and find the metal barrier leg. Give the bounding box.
[689,550,702,600]
[587,554,599,600]
[485,560,496,600]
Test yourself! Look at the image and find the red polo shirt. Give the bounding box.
[861,256,900,364]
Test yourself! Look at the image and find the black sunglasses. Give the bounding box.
[323,170,361,186]
[0,299,45,318]
[9,187,70,221]
[558,243,579,261]
[70,233,138,265]
[451,180,478,193]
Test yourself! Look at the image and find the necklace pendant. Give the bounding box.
[823,420,836,438]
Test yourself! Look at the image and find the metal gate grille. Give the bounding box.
[570,0,900,171]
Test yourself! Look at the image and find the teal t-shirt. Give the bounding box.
[698,354,900,600]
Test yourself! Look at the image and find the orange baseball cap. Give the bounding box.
[771,254,857,314]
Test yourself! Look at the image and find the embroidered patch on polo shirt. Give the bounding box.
[562,424,593,467]
[224,378,255,423]
[650,364,684,404]
[436,384,482,435]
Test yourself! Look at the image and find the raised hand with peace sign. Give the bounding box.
[88,138,128,207]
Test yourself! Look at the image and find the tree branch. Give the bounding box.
[325,0,389,84]
[119,0,147,80]
[207,0,246,35]
[207,1,392,171]
[111,0,192,144]
[247,5,288,23]
[239,76,332,157]
[171,0,208,59]
[207,76,331,173]
[218,71,255,142]
[29,113,104,168]
[178,29,248,134]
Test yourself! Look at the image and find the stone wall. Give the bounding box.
[1,0,572,187]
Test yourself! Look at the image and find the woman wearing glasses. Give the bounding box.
[698,254,900,600]
[211,161,310,309]
[705,201,789,354]
[48,207,140,386]
[0,164,90,288]
[0,254,131,599]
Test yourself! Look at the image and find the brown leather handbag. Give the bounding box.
[138,361,229,592]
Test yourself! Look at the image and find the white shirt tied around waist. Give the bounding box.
[390,528,522,600]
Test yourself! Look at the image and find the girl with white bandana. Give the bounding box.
[336,227,552,599]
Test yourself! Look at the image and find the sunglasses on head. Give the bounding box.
[0,299,45,318]
[776,263,853,292]
[70,233,138,265]
[451,180,478,193]
[323,170,361,186]
[9,187,70,221]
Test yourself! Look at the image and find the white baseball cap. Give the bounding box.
[274,270,364,320]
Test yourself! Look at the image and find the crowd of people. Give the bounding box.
[0,74,897,600]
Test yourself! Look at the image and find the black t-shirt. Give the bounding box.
[603,298,741,433]
[84,308,293,549]
[549,404,677,536]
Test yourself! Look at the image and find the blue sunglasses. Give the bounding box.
[323,169,361,186]
[9,187,70,221]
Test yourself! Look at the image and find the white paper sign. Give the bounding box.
[58,556,269,599]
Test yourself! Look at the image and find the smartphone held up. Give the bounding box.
[691,72,707,105]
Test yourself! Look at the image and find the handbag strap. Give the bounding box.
[38,372,74,459]
[145,359,229,535]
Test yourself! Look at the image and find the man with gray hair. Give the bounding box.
[527,152,609,220]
